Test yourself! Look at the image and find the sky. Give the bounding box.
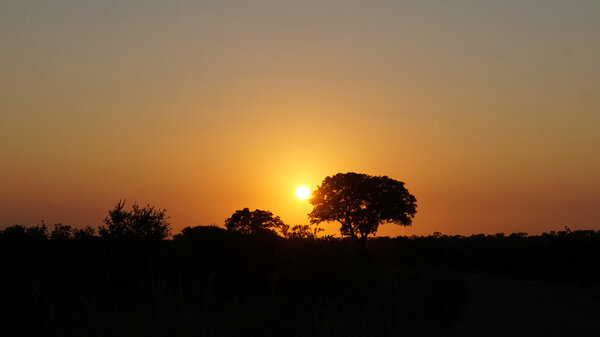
[1,0,599,236]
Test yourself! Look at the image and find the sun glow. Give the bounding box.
[295,186,310,200]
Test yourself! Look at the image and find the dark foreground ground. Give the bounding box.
[0,235,463,337]
[450,276,600,337]
[1,227,599,336]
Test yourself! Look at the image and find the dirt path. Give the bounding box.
[449,276,600,337]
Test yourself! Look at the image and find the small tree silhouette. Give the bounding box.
[308,172,417,248]
[224,208,285,235]
[99,200,171,240]
[26,223,49,239]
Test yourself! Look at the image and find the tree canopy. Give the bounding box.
[98,200,171,240]
[308,172,417,247]
[224,208,285,235]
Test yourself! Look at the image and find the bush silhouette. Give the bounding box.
[173,225,229,241]
[1,223,49,239]
[26,223,49,239]
[309,172,417,248]
[98,200,171,240]
[50,223,73,240]
[73,225,97,239]
[0,225,28,240]
[280,224,323,239]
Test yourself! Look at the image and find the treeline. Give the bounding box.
[0,225,463,337]
[1,217,598,336]
[372,228,600,285]
[2,219,598,287]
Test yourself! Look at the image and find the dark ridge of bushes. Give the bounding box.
[1,224,599,336]
[0,228,464,337]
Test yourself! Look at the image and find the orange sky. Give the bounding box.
[1,1,599,236]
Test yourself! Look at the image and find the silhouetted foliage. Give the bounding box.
[50,223,73,240]
[26,223,49,239]
[98,200,171,240]
[72,225,97,239]
[0,223,49,240]
[280,224,323,239]
[173,224,228,241]
[3,220,600,337]
[0,223,96,241]
[224,208,285,235]
[0,227,464,337]
[309,172,417,247]
[0,224,28,239]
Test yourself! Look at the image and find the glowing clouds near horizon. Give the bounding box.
[295,186,310,200]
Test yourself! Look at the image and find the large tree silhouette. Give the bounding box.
[225,208,285,235]
[308,172,417,248]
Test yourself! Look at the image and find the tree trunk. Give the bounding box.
[350,233,367,250]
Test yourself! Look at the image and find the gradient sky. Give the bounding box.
[1,0,599,236]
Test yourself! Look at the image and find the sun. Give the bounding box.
[295,186,311,200]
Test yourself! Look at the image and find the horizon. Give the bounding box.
[1,0,599,236]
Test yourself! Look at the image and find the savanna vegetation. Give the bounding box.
[0,224,464,337]
[1,173,598,337]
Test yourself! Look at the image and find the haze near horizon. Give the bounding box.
[1,0,599,236]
